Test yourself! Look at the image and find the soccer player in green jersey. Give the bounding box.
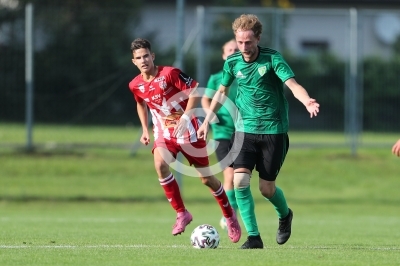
[197,14,320,249]
[202,39,239,230]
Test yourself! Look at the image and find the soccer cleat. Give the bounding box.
[276,208,293,245]
[225,209,241,243]
[240,235,264,249]
[172,210,193,236]
[219,216,227,231]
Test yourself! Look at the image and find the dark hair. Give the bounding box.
[130,38,152,53]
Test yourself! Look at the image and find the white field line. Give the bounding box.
[0,245,399,250]
[0,244,189,249]
[0,217,171,223]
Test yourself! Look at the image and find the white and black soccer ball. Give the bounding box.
[190,224,220,249]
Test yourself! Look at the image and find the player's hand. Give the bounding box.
[392,139,400,157]
[305,98,320,118]
[140,132,150,146]
[172,114,190,138]
[197,122,209,140]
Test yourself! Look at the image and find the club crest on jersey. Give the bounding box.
[138,84,145,93]
[159,81,167,90]
[258,66,267,77]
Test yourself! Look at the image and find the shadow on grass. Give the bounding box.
[0,147,86,157]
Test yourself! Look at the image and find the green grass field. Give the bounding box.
[0,124,399,265]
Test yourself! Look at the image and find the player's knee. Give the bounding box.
[259,183,275,198]
[153,160,169,176]
[200,175,221,190]
[233,172,251,188]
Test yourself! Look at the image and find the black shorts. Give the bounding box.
[230,132,289,181]
[214,139,233,169]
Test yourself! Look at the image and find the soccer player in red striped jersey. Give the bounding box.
[128,38,241,242]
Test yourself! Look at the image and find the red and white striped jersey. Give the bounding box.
[129,66,201,143]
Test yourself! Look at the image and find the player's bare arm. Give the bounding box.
[201,92,212,110]
[285,78,320,118]
[137,101,150,145]
[197,85,230,140]
[205,85,230,123]
[201,91,220,125]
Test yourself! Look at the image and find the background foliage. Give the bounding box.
[1,2,400,131]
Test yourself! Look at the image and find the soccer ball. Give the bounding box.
[190,224,220,249]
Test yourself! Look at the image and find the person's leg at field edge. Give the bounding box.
[153,147,192,236]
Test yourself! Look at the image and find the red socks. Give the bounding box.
[160,173,233,218]
[211,184,233,218]
[159,173,185,213]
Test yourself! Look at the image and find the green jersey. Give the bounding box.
[206,70,238,140]
[221,47,294,134]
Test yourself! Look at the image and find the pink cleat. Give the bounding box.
[172,210,193,235]
[226,209,241,243]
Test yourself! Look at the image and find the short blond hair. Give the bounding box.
[232,14,262,38]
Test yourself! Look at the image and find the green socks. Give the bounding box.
[235,186,259,236]
[226,189,238,213]
[234,186,289,237]
[265,186,289,219]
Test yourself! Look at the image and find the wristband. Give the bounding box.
[181,113,190,122]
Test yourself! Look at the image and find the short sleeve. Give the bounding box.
[272,53,295,82]
[133,93,143,103]
[169,68,199,95]
[205,73,220,98]
[128,81,143,103]
[221,60,235,87]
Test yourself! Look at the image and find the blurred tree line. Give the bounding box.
[286,49,400,132]
[0,0,176,125]
[204,12,400,132]
[1,2,399,131]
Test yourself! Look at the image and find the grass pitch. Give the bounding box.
[1,201,399,266]
[0,124,399,265]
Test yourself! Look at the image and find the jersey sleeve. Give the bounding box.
[221,60,235,87]
[272,53,295,82]
[169,68,199,96]
[133,93,142,103]
[205,73,219,98]
[128,81,143,103]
